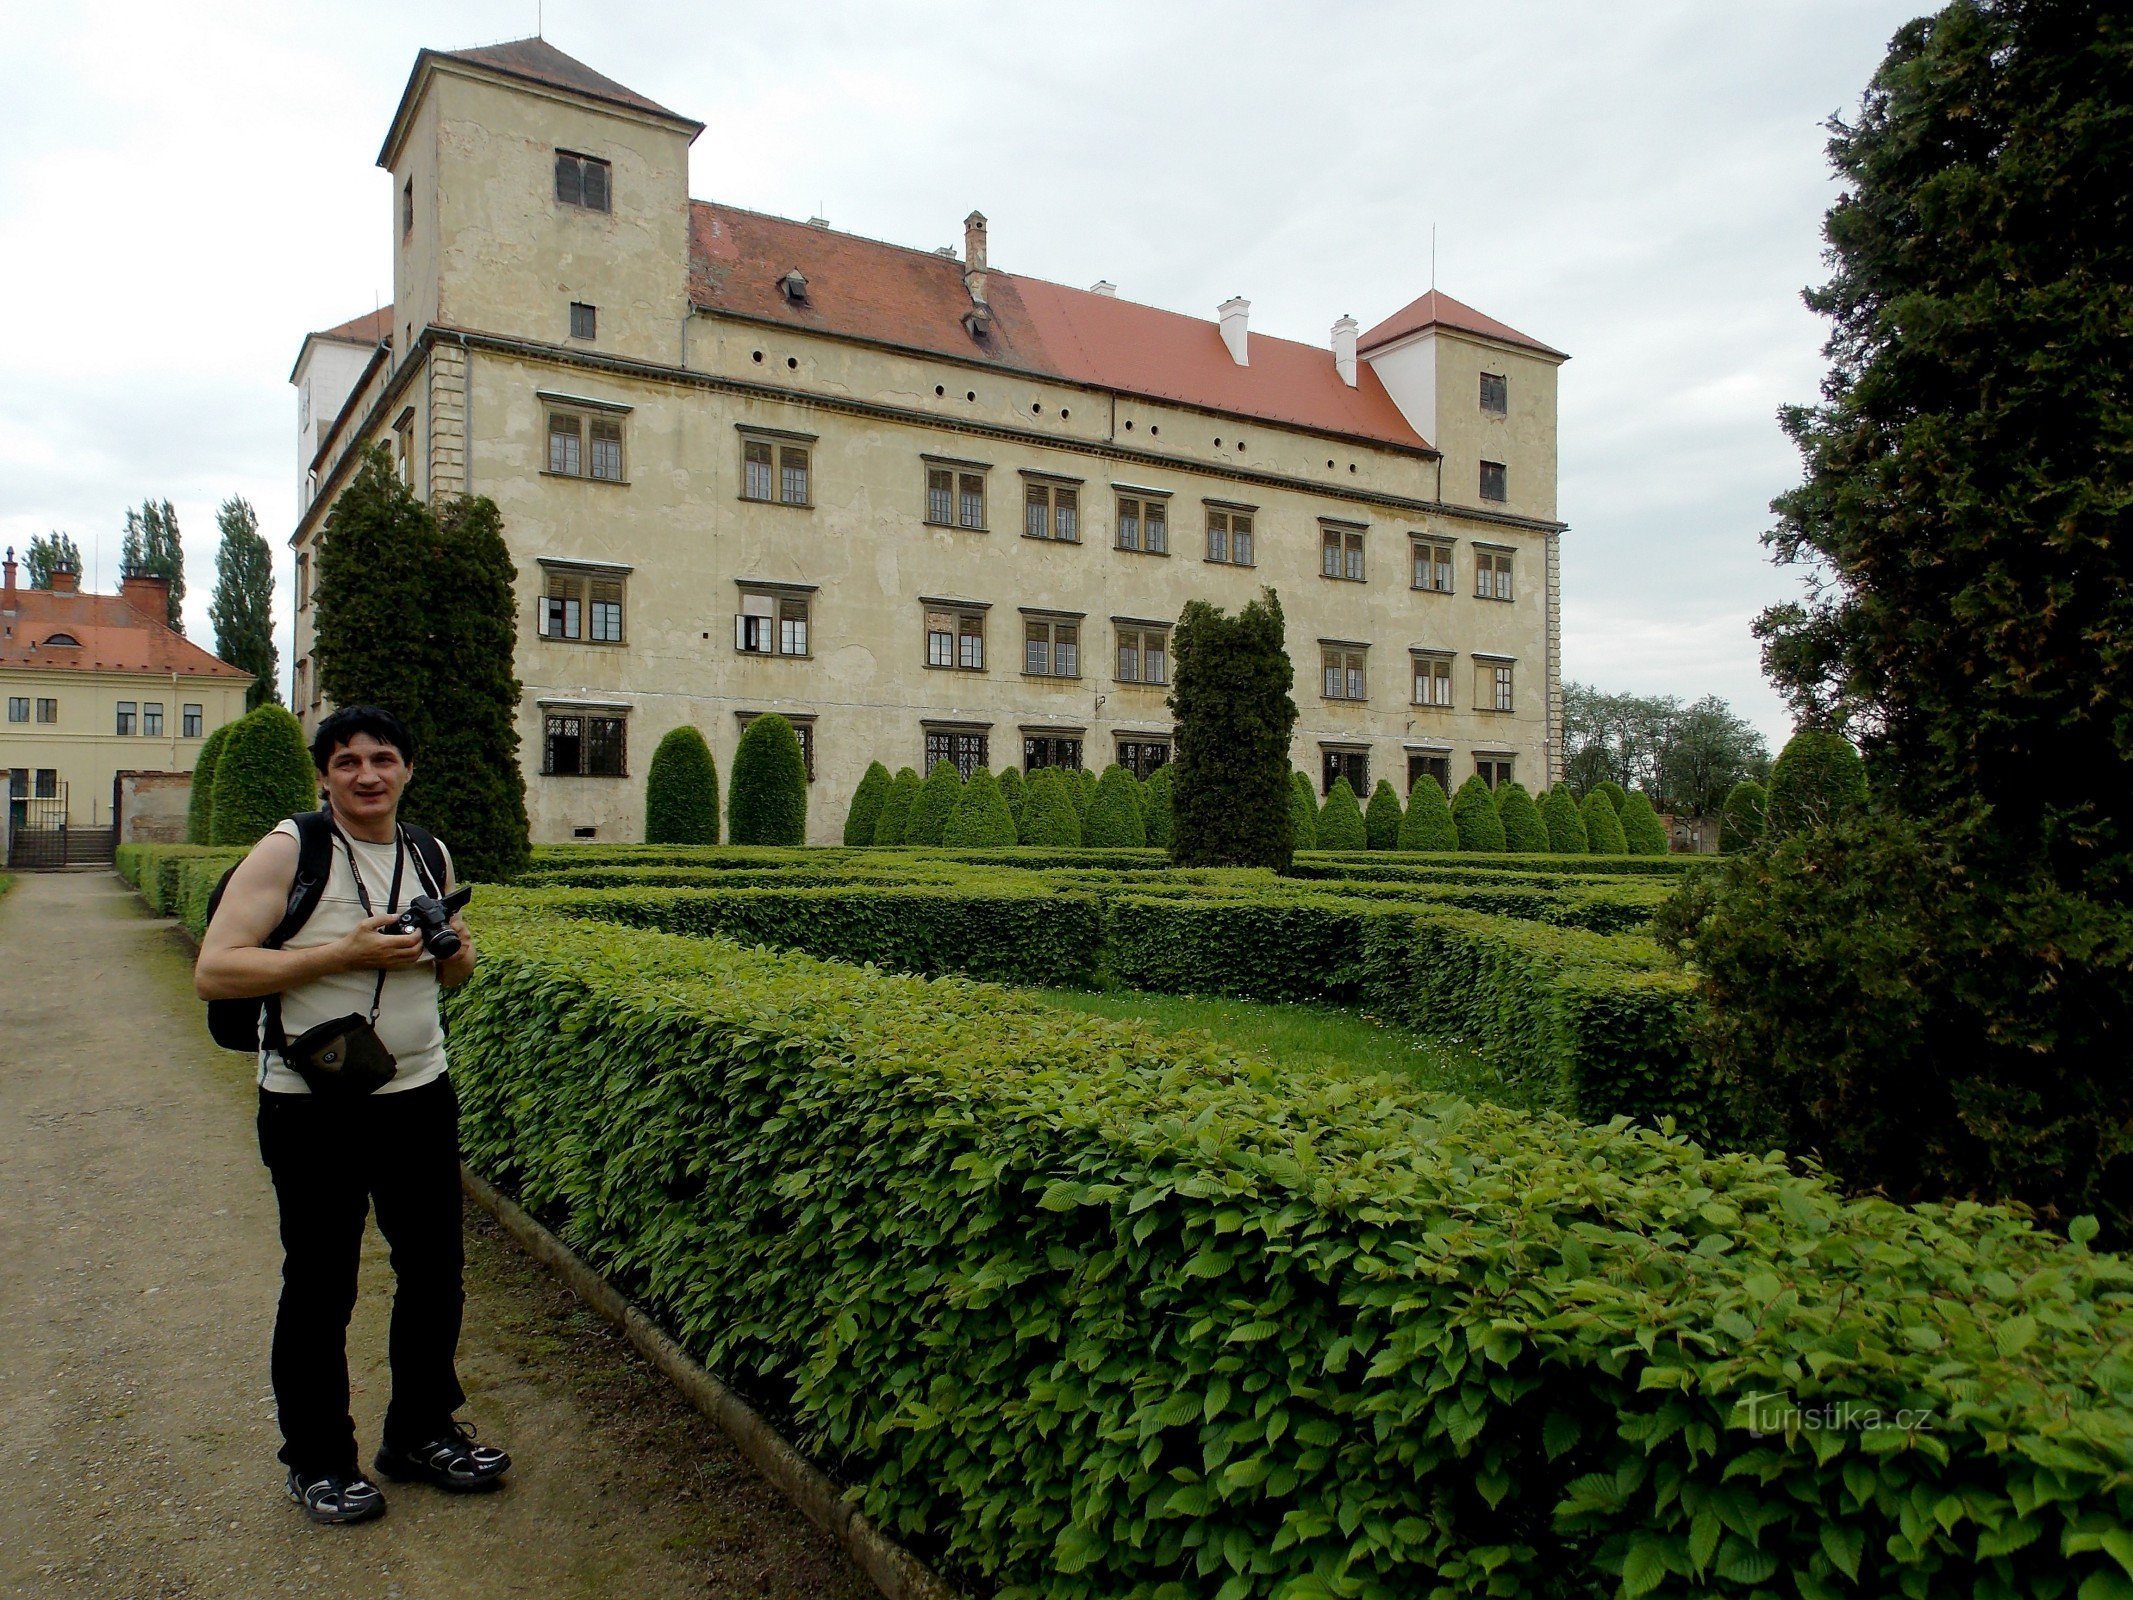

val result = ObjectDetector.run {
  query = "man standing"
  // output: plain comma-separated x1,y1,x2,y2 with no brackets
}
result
196,705,510,1524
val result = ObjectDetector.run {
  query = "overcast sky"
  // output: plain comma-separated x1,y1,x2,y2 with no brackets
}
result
0,0,1926,746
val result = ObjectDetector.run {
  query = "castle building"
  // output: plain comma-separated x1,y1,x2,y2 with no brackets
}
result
290,39,1567,844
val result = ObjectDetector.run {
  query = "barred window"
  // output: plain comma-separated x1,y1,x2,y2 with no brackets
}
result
1412,654,1454,707
1024,618,1080,678
925,608,985,671
1321,646,1367,701
1413,540,1455,593
1476,550,1514,601
1115,625,1169,685
1321,525,1365,581
1207,508,1255,565
1117,739,1169,780
1322,749,1368,797
1116,495,1168,554
544,713,628,776
924,728,989,780
1023,734,1082,772
1024,482,1079,542
1408,753,1451,796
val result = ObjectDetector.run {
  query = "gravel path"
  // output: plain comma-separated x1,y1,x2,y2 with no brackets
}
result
0,869,873,1600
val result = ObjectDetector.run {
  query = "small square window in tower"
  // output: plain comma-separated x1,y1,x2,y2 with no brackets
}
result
554,151,611,212
570,302,597,340
1480,372,1508,415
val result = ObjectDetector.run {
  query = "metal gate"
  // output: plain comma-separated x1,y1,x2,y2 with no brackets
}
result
5,784,113,869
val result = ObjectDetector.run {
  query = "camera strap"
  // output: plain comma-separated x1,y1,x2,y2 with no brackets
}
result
327,817,407,1028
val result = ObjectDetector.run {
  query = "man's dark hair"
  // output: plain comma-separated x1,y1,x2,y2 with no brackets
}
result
311,705,415,772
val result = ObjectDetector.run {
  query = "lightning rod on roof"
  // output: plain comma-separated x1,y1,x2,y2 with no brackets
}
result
1431,226,1437,291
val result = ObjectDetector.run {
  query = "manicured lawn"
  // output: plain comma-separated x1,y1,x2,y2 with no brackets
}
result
1025,986,1553,1112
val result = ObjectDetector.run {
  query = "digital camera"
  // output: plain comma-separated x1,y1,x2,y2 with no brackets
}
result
389,884,473,961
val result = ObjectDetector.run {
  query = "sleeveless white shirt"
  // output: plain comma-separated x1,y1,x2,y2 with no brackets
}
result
256,819,451,1095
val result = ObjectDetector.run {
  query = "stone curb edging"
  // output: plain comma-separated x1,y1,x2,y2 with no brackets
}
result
460,1164,967,1600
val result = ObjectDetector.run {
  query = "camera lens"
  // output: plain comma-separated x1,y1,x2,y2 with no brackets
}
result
426,925,462,961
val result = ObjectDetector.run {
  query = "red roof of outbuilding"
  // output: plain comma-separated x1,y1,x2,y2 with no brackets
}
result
0,587,252,680
314,308,392,348
688,203,1437,452
1358,290,1565,359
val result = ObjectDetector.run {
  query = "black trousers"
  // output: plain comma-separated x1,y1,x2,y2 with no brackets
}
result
256,1074,467,1477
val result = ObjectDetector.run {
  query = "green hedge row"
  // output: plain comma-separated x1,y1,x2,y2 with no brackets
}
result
442,910,2133,1600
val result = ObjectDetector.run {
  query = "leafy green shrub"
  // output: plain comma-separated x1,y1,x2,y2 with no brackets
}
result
1452,776,1507,852
1617,790,1670,855
942,767,1017,848
727,715,807,846
1018,768,1083,846
1288,772,1317,850
1363,779,1401,850
1594,779,1628,814
1583,790,1628,853
644,726,721,845
906,761,965,847
209,706,318,846
1397,776,1459,851
871,767,921,845
449,910,2133,1600
186,722,232,844
1139,763,1175,849
1719,779,1766,852
996,766,1027,835
1170,591,1297,869
1084,765,1147,848
1071,766,1097,817
1495,780,1547,852
1658,809,2133,1239
843,761,892,846
1315,778,1367,851
1765,727,1869,838
1542,783,1589,853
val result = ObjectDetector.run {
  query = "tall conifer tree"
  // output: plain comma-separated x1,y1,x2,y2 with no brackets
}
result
121,498,185,631
209,497,281,709
1169,590,1298,869
24,533,80,589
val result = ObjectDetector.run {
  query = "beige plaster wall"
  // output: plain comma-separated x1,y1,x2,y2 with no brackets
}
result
0,671,248,825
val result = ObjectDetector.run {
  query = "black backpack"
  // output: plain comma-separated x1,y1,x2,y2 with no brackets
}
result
203,809,448,1053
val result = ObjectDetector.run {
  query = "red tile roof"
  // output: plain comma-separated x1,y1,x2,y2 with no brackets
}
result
689,203,1437,452
0,587,252,679
313,308,392,348
1358,290,1565,359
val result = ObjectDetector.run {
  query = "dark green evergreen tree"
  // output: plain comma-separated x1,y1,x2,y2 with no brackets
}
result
1452,776,1507,851
314,449,433,739
1541,783,1590,854
1084,764,1147,847
1364,779,1402,851
1072,766,1098,817
1018,767,1083,846
121,498,185,631
997,766,1027,835
208,497,280,709
1316,777,1367,851
1583,791,1628,853
872,767,921,845
1398,774,1459,851
1594,780,1628,816
1764,728,1869,839
23,532,80,589
906,760,965,847
1496,781,1548,852
210,707,318,846
943,766,1018,847
1619,790,1671,854
1168,591,1299,869
1139,762,1176,848
844,761,892,846
1289,772,1318,851
1720,779,1768,853
645,726,720,844
186,721,232,844
728,714,808,845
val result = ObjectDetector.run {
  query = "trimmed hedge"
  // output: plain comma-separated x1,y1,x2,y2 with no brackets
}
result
997,766,1027,833
1363,779,1401,850
209,706,318,846
1495,780,1548,853
1288,772,1317,850
1398,777,1459,851
1071,766,1097,817
1139,762,1175,849
1020,768,1083,847
1315,777,1367,851
908,761,965,847
843,761,892,846
1595,779,1629,814
1542,783,1590,854
1583,790,1629,854
186,721,232,844
1452,775,1507,851
943,767,1018,848
645,726,721,845
1084,764,1147,848
1618,790,1670,855
1766,728,1869,838
443,909,2133,1600
728,714,807,846
872,767,922,845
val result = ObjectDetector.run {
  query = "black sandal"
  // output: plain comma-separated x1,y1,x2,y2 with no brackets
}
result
374,1420,511,1492
287,1468,386,1525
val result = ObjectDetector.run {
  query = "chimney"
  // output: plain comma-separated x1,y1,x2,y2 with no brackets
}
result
2,547,15,599
1218,296,1250,366
1332,314,1359,387
1089,280,1117,298
963,210,989,307
50,568,80,595
120,572,171,622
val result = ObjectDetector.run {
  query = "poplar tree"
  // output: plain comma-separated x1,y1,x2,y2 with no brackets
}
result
209,497,281,709
121,499,186,631
24,533,80,589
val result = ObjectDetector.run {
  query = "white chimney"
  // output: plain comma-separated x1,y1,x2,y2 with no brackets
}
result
1089,280,1116,297
1331,314,1359,386
1218,296,1250,365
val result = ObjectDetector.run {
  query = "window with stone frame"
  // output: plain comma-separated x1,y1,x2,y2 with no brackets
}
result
924,727,989,780
547,411,624,481
541,567,627,644
1206,507,1256,566
544,712,628,776
1321,645,1367,701
924,606,986,671
924,463,988,530
1475,548,1514,601
1023,734,1083,772
1115,493,1169,554
1117,738,1170,780
1407,752,1451,796
741,437,811,506
1320,523,1366,581
1023,616,1081,678
1476,754,1515,790
1115,623,1169,685
1412,538,1454,593
1322,748,1369,797
1411,651,1455,707
1475,659,1515,713
1023,480,1080,542
735,590,811,658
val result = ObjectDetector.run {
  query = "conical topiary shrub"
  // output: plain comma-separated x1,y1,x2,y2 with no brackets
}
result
210,706,320,846
872,767,921,845
186,721,233,844
1583,790,1628,853
1765,728,1868,838
1289,771,1318,850
1720,779,1767,853
906,760,965,847
1316,777,1368,851
1618,790,1670,854
1595,780,1629,815
727,714,807,845
1072,766,1098,817
1364,779,1402,851
1140,762,1176,849
843,761,892,846
1452,775,1508,851
1495,781,1548,853
1398,774,1459,850
1019,767,1083,846
1542,783,1590,853
942,766,1017,847
1084,764,1147,847
645,725,721,844
997,766,1027,835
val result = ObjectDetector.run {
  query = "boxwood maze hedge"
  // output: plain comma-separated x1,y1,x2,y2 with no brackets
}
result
439,909,2133,1600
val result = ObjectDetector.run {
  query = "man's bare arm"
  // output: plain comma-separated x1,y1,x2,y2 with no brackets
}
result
193,831,424,1000
435,843,477,989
